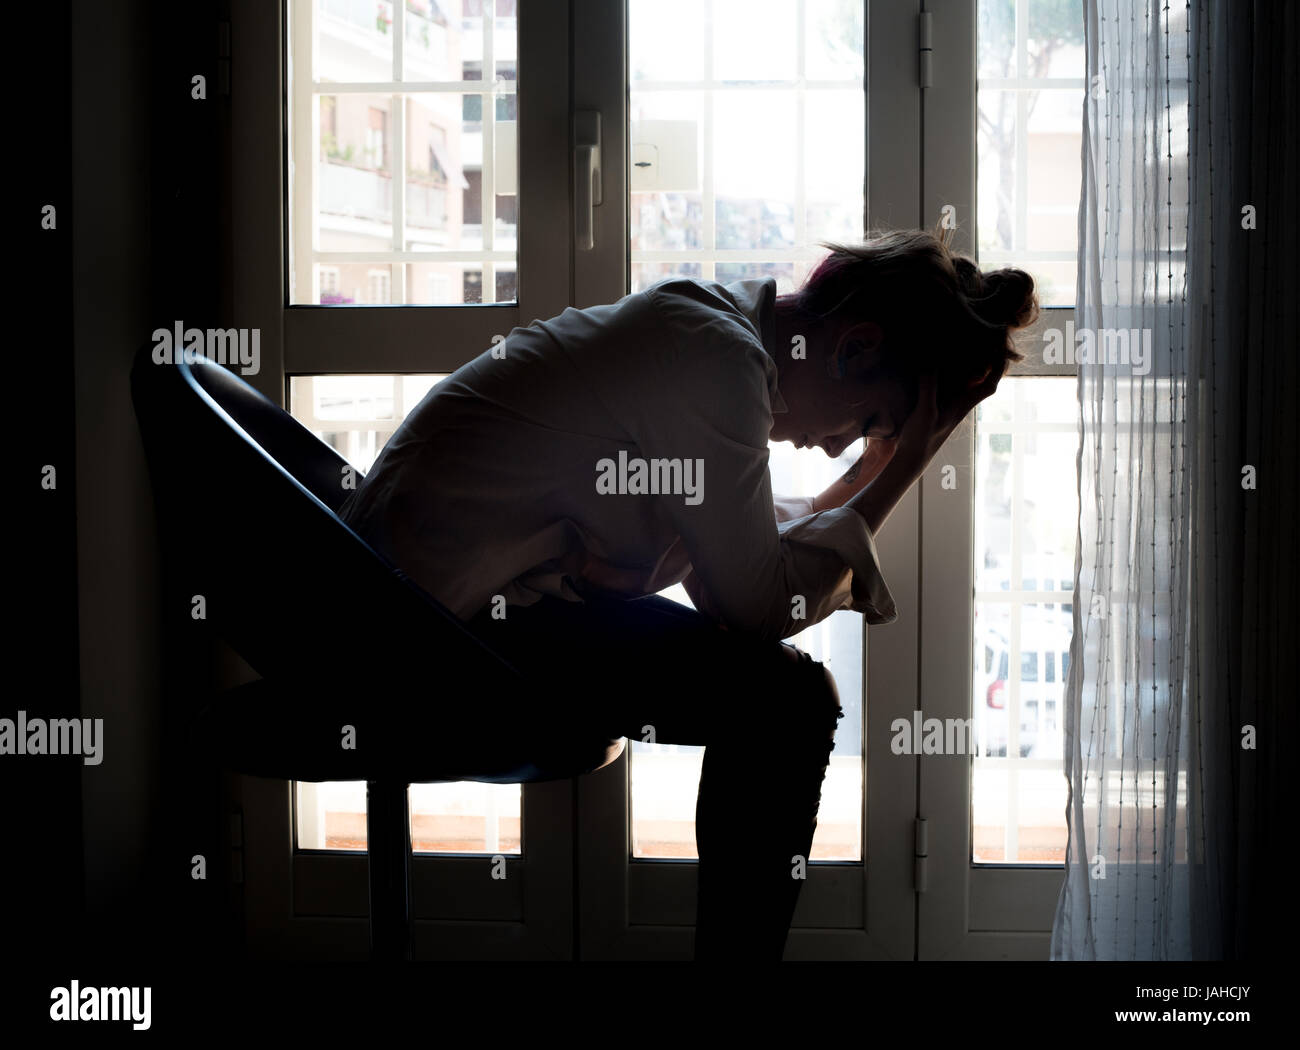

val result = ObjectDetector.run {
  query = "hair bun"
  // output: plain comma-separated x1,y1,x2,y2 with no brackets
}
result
969,267,1039,330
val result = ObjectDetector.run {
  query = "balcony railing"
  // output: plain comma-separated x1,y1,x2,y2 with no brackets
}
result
319,162,391,223
319,161,452,233
320,0,451,75
406,180,448,229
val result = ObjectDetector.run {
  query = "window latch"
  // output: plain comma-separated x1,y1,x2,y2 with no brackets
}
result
574,111,602,251
919,12,934,89
914,816,929,892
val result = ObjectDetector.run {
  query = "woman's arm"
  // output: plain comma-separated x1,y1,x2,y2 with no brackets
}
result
847,369,1001,535
847,366,998,532
845,449,926,535
809,437,899,513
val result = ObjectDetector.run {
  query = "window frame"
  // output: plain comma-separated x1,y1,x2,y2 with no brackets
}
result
571,0,923,961
226,0,578,960
914,0,1078,962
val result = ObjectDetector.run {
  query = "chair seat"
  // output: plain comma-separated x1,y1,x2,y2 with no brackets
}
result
191,679,626,784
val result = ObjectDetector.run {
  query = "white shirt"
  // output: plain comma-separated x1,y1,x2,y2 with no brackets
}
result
338,276,898,644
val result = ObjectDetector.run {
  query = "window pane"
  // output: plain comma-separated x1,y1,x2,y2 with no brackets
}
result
804,0,864,81
976,0,1085,307
629,0,706,81
288,373,522,854
629,0,863,291
627,0,865,863
289,2,518,305
713,0,798,81
713,91,798,247
804,89,865,245
1025,88,1082,260
632,439,865,862
971,376,1076,864
317,0,395,82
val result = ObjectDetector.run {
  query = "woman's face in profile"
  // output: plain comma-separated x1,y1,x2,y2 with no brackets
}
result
771,320,912,460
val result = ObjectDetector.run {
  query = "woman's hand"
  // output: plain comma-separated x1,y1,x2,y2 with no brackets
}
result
891,366,1000,476
845,365,1001,536
809,435,899,513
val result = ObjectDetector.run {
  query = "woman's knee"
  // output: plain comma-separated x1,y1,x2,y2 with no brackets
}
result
776,645,843,738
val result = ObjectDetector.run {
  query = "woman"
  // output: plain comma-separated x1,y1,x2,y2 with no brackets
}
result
339,225,1038,960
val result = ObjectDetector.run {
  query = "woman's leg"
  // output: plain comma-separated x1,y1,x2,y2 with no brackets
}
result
463,589,845,961
693,642,842,961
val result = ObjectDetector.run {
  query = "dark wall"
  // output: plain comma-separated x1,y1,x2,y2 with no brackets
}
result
12,0,82,966
12,0,231,969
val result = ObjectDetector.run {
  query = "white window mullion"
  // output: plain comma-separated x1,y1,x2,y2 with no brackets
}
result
313,80,518,94
980,77,1086,90
701,0,715,281
482,2,497,300
391,0,406,303
1014,0,1029,258
392,95,406,303
630,79,858,92
391,375,404,438
794,0,807,254
393,0,404,80
292,0,317,304
980,250,1079,262
1006,604,1023,857
313,249,516,263
1005,380,1028,859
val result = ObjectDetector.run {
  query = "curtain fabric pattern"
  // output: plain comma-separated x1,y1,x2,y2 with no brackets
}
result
1054,0,1298,961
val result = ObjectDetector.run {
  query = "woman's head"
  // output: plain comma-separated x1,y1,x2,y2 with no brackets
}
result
770,226,1038,456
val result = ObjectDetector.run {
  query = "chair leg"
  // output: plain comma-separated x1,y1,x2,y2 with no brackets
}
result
366,779,413,961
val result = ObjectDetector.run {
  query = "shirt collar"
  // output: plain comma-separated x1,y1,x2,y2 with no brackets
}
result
726,276,789,414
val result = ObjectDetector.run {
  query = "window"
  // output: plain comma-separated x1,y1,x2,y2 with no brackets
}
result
427,271,452,302
976,0,1086,306
366,106,389,169
427,123,448,182
367,267,392,304
235,0,572,957
628,0,864,294
287,373,523,855
969,379,1078,853
288,0,519,305
318,266,341,300
967,0,1084,865
249,0,1075,959
626,0,866,863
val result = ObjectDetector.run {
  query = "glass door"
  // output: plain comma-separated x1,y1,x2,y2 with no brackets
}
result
574,0,922,960
916,0,1082,959
230,0,577,959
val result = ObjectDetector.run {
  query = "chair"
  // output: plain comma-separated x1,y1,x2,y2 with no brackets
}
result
130,345,625,960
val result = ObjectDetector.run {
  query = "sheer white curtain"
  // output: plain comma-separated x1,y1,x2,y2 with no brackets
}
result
1053,0,1298,960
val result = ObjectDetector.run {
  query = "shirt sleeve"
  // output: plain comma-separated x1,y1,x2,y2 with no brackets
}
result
772,494,815,523
625,296,897,644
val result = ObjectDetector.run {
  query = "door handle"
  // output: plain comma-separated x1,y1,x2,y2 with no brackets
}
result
574,111,603,251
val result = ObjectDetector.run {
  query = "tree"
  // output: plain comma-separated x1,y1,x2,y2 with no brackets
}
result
977,0,1085,256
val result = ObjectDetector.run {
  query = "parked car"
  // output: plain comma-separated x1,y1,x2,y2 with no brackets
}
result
973,619,1072,758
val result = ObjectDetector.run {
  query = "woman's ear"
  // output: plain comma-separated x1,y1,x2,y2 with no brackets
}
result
825,320,884,380
827,321,890,409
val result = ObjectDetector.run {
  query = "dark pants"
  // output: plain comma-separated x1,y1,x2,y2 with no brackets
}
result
463,587,844,961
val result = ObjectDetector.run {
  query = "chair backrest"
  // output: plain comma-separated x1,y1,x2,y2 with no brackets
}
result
129,345,522,694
